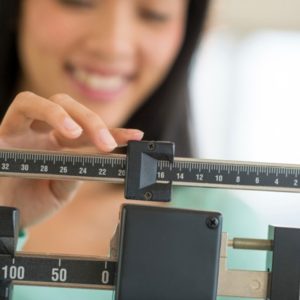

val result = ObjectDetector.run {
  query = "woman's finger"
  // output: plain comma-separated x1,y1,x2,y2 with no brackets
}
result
110,128,144,146
49,93,121,152
0,92,83,139
0,92,144,153
51,127,144,150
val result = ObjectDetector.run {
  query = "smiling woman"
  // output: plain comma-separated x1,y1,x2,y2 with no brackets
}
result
0,0,209,156
0,0,211,299
18,0,187,127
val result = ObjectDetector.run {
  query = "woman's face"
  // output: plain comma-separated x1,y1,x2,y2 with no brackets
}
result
18,0,188,127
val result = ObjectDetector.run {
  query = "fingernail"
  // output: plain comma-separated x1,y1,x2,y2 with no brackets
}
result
127,129,144,140
63,117,82,137
99,128,118,149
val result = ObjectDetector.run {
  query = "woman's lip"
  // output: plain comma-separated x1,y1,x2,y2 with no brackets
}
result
65,65,130,102
66,62,134,77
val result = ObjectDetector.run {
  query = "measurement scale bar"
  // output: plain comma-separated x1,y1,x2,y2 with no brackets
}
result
0,252,116,289
0,148,300,193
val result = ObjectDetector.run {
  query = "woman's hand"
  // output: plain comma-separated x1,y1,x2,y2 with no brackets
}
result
0,92,143,228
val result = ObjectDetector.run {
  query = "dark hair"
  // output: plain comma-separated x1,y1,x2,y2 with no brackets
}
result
0,0,210,157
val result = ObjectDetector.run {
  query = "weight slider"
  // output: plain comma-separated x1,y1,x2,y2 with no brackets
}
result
125,141,175,201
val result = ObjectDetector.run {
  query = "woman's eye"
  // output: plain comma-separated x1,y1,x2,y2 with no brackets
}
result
140,9,170,23
58,0,95,8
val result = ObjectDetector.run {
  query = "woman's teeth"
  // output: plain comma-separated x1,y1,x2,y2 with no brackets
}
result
73,68,125,91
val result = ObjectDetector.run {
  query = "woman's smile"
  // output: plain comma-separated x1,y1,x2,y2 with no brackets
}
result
65,63,132,102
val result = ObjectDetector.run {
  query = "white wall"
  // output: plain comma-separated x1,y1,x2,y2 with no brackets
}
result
190,3,300,227
213,0,300,31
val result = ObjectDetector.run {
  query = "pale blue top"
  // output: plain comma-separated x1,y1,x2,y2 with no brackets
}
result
14,187,268,300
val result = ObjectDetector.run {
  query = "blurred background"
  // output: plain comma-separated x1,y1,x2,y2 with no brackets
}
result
190,0,300,226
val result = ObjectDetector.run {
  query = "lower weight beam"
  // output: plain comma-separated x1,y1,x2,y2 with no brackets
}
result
1,205,300,299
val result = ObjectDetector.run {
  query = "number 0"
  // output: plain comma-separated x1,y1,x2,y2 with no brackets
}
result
101,270,110,284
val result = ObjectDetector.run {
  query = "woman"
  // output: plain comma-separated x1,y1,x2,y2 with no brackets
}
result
0,0,208,237
0,1,267,300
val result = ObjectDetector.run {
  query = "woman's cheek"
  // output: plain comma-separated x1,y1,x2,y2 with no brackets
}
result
22,3,84,56
141,25,185,74
33,19,83,55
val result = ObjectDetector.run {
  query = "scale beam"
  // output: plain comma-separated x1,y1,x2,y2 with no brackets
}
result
0,141,299,202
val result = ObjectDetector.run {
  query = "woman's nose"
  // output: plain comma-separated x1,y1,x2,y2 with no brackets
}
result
84,4,136,61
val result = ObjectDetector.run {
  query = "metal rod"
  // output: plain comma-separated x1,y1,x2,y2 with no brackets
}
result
228,238,273,251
